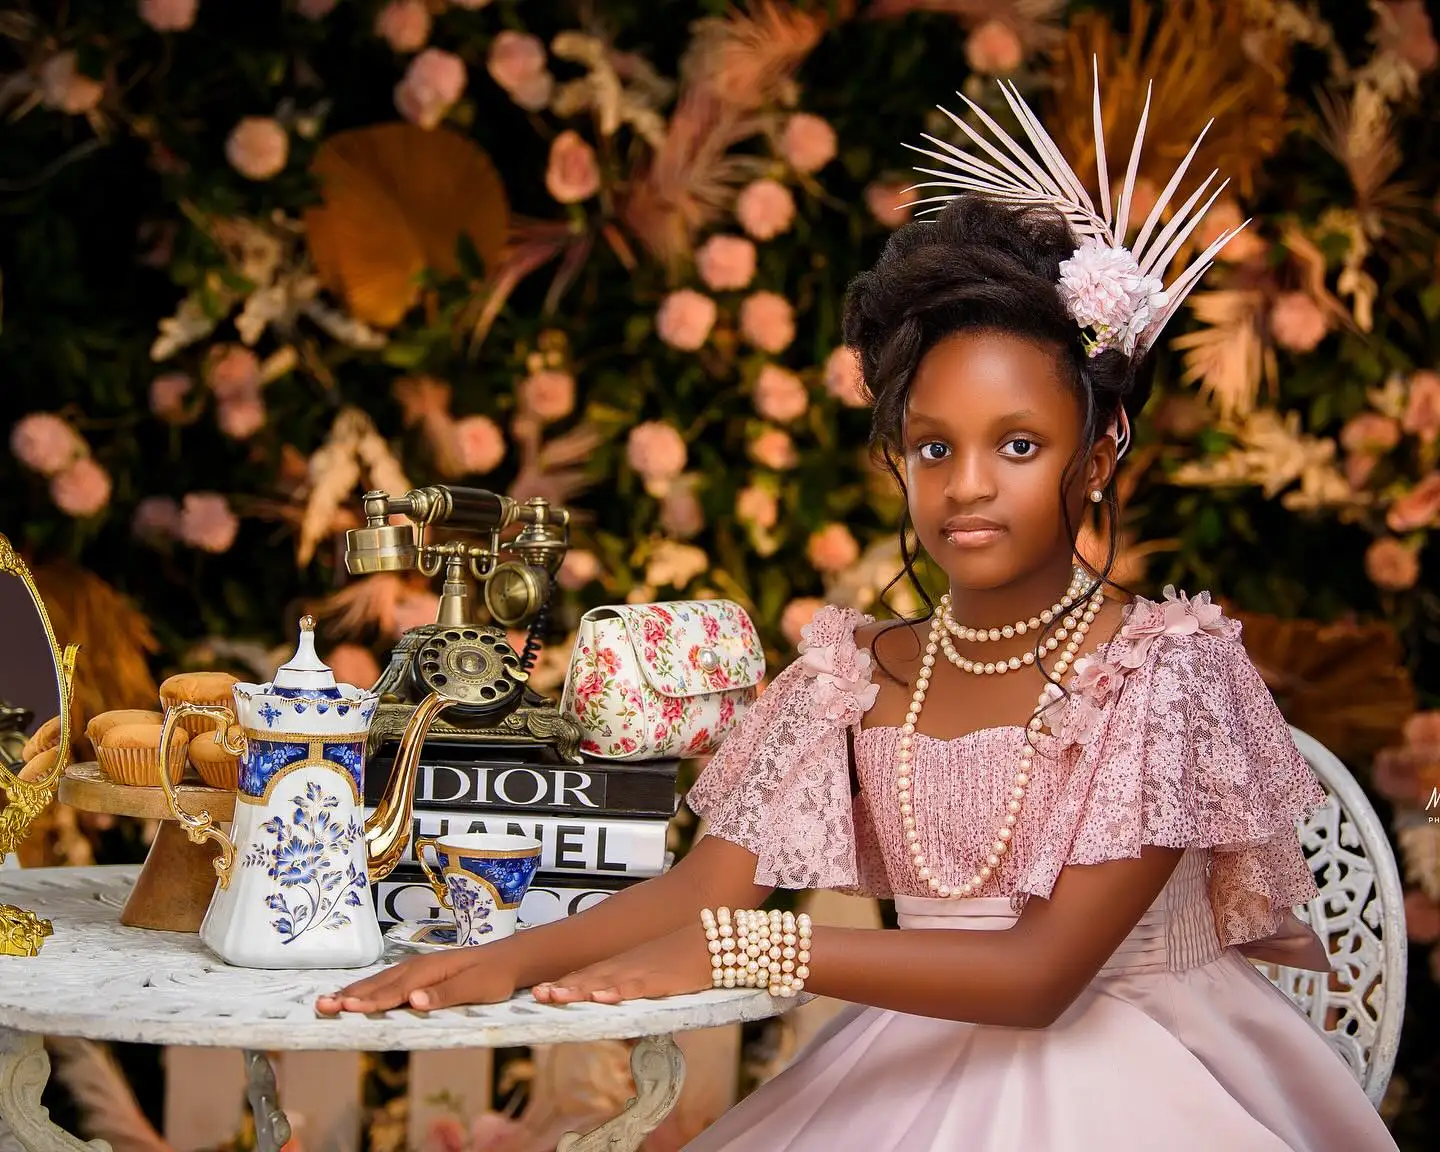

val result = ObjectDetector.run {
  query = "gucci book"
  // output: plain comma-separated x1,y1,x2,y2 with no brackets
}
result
373,868,637,930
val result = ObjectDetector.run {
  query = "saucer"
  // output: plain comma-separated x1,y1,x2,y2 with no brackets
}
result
384,918,531,955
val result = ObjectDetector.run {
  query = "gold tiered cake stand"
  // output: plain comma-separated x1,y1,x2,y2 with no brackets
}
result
58,762,235,932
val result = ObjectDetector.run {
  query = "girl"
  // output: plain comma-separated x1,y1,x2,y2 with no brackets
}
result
320,83,1399,1150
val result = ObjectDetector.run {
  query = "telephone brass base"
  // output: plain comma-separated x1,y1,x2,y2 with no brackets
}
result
366,698,584,764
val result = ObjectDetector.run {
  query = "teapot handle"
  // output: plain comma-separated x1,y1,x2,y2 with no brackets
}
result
158,704,239,888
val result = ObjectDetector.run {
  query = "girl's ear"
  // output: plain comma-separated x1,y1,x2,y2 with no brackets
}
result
1087,433,1119,496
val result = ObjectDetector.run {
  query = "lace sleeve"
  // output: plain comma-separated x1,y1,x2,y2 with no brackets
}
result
685,604,886,892
1016,590,1326,949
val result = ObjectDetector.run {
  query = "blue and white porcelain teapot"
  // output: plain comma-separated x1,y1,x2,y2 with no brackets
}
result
158,616,385,969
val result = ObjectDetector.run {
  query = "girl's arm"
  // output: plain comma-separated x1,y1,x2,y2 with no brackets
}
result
317,833,771,1013
537,845,1183,1027
800,846,1184,1027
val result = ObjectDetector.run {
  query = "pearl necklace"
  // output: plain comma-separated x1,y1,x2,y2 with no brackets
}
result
942,566,1087,643
897,581,1105,897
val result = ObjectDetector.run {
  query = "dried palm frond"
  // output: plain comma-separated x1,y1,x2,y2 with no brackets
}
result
1310,83,1425,240
507,422,605,510
1171,288,1274,418
48,1038,172,1152
461,217,583,350
1048,0,1289,204
620,89,769,269
865,0,1066,54
683,1,833,110
291,408,409,566
304,124,510,328
1232,610,1414,765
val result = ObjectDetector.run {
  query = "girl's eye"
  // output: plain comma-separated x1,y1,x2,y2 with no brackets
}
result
1001,438,1037,458
916,442,950,462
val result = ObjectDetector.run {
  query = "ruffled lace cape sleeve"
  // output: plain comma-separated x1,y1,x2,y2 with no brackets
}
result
685,604,890,894
1016,589,1327,953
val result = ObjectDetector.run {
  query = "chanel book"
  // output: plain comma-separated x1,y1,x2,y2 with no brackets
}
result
364,752,679,818
362,806,671,876
374,868,637,930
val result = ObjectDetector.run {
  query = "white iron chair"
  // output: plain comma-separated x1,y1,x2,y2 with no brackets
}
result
1260,727,1408,1108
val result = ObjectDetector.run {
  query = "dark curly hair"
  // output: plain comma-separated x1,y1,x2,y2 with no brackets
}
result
841,194,1154,627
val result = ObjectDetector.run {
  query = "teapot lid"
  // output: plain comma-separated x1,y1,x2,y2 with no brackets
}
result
271,616,337,694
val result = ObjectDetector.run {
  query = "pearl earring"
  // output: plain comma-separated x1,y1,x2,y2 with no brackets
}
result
1090,489,1104,503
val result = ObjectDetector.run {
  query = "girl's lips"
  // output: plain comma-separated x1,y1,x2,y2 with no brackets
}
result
945,526,1007,549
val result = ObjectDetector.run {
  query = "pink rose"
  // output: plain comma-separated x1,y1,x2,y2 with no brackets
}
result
1194,198,1266,264
824,345,869,407
736,484,778,530
1404,711,1440,747
11,413,87,476
545,130,601,204
454,414,506,474
1270,292,1328,353
695,234,757,292
179,492,239,553
1403,370,1440,445
132,496,181,542
735,179,796,241
225,117,289,181
750,427,798,471
740,291,795,354
781,113,837,174
1070,655,1125,706
1346,452,1378,490
206,345,262,400
1380,1,1437,74
1116,586,1233,668
326,644,381,690
753,364,808,423
558,549,601,590
487,31,552,111
1340,412,1402,454
393,589,440,635
296,0,337,19
519,370,575,423
626,421,687,486
395,49,467,130
807,523,860,573
217,395,266,440
780,598,825,648
1404,890,1440,944
149,373,192,422
660,480,705,539
449,0,495,8
50,458,111,518
655,289,717,351
1364,537,1420,592
375,0,430,52
864,181,917,229
964,19,1023,75
139,0,198,33
1386,472,1440,532
38,52,104,115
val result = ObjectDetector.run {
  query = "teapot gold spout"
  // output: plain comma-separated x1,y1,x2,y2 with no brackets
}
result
362,690,452,882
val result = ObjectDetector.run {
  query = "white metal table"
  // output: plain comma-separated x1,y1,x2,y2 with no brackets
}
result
0,866,800,1152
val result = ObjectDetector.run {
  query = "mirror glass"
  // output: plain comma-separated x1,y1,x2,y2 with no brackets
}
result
0,558,64,775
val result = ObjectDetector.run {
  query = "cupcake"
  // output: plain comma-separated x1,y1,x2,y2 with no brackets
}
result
159,672,238,737
19,745,60,783
188,727,241,791
95,722,188,787
86,709,166,749
20,714,64,762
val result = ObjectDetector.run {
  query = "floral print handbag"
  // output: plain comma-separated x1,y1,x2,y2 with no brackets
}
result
560,600,766,761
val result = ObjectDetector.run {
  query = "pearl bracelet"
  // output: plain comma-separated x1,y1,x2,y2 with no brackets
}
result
700,907,812,998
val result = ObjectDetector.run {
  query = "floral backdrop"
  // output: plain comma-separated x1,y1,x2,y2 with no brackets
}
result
2,0,1438,1147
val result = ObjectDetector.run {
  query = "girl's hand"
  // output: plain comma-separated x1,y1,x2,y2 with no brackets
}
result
533,922,713,1005
314,946,519,1015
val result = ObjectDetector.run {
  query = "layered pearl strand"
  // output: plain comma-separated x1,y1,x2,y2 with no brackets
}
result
702,907,811,997
897,569,1104,897
939,567,1088,675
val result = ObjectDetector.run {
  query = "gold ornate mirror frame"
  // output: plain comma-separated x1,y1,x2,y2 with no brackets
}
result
0,532,80,956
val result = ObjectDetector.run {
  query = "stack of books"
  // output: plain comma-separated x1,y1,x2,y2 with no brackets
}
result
363,744,678,931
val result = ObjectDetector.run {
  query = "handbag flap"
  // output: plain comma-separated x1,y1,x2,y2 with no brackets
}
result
584,600,765,699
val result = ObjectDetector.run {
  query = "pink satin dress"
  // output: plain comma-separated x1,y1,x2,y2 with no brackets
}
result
683,593,1398,1151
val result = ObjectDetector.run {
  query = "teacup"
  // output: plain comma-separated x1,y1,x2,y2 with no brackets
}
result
414,833,542,947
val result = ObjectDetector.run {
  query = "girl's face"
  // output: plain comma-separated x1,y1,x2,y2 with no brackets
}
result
902,329,1114,593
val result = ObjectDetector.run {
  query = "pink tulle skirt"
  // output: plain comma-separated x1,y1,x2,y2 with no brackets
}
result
682,897,1396,1151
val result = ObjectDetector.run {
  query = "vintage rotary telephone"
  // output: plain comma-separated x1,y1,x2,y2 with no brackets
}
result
344,485,583,763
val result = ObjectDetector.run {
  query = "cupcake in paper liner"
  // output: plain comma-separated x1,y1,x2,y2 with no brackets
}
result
86,709,165,749
20,714,64,762
159,672,238,737
188,726,241,791
96,722,189,787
